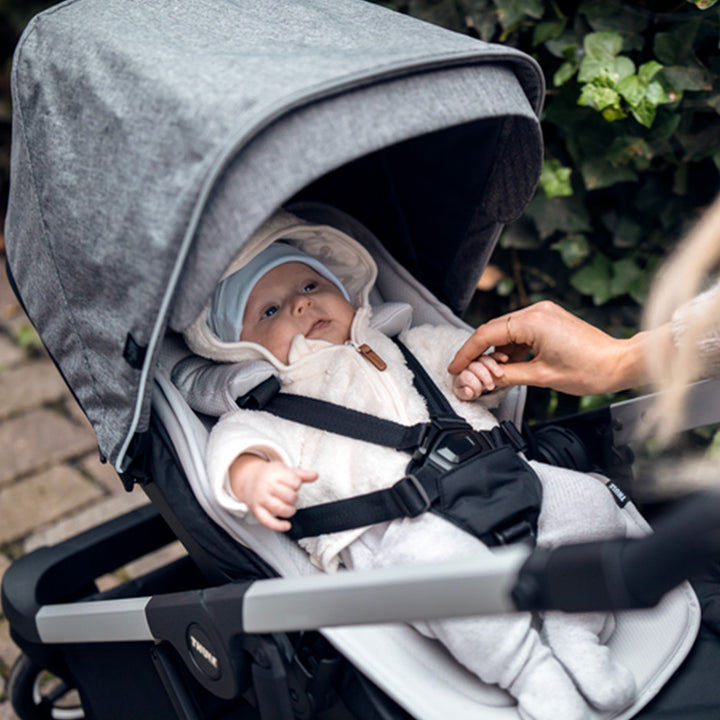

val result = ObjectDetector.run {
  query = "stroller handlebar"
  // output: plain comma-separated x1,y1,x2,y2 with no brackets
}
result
514,490,720,612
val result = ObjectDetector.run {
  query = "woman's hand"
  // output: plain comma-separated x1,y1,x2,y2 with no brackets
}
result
229,454,317,532
448,301,653,395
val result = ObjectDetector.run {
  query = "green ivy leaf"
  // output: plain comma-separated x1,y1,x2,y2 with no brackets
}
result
539,159,573,198
660,65,712,92
551,234,590,268
654,21,700,65
629,267,653,304
630,99,656,128
617,74,644,107
610,56,636,83
494,0,544,29
638,60,663,84
578,31,624,82
526,193,592,239
466,6,501,41
570,254,613,305
581,157,638,190
578,0,622,22
601,105,627,122
615,217,643,248
554,60,578,87
607,135,653,167
610,257,643,297
533,20,565,47
578,84,623,113
499,220,544,249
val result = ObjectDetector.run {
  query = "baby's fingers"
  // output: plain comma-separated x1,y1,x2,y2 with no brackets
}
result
453,369,482,400
478,355,507,379
271,482,300,508
255,506,292,533
296,468,319,483
488,351,509,364
467,360,496,391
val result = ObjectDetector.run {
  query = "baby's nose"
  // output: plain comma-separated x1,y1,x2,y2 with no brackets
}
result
292,294,311,313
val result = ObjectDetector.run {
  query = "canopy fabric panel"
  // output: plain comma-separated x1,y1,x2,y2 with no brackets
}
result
5,0,543,469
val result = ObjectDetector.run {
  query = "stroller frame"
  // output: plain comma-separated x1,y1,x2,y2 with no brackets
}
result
3,376,720,719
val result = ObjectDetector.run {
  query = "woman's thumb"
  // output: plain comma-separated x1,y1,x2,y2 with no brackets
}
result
496,360,542,389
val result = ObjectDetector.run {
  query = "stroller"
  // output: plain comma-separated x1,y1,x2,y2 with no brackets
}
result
3,1,720,718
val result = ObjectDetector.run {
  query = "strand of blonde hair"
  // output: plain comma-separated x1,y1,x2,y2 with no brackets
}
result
642,193,720,441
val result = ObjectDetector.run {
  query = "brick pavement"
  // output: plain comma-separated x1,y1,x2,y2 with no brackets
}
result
0,255,184,717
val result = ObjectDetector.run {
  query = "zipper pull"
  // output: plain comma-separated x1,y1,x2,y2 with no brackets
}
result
351,341,387,371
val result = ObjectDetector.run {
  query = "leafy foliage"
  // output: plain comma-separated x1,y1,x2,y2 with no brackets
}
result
375,0,720,420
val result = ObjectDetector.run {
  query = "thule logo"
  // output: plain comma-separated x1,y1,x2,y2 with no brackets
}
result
606,481,629,508
187,625,222,680
190,635,218,669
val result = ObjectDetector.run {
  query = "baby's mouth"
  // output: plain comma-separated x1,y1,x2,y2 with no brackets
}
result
306,319,330,338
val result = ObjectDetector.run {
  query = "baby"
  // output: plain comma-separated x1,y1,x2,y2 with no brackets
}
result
187,216,637,720
211,249,508,531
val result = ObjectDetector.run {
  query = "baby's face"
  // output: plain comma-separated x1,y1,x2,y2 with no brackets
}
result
240,262,355,363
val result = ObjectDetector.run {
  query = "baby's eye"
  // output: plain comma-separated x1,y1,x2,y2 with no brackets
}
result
262,305,279,319
302,282,317,293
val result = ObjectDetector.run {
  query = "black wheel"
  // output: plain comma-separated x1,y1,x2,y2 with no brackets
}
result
7,654,84,720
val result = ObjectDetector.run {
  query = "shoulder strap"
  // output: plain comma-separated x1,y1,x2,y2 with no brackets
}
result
258,393,428,452
393,338,458,419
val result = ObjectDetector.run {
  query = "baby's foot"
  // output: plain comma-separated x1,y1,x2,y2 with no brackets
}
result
557,641,636,711
509,644,591,720
543,613,636,712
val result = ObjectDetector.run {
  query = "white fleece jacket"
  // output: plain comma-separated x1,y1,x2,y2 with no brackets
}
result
206,308,505,571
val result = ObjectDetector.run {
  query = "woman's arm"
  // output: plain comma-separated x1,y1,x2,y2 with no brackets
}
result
448,301,669,395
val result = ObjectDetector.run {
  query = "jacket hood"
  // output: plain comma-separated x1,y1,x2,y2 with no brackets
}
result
185,209,378,364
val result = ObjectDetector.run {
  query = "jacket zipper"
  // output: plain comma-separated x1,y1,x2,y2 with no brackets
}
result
346,340,387,371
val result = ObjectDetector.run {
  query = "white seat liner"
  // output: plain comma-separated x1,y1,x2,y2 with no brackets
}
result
154,218,700,718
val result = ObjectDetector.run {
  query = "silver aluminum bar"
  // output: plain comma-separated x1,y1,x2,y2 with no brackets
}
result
242,544,530,633
36,597,154,643
611,378,720,446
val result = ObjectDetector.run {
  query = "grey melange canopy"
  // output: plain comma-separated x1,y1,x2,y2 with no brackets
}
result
5,0,544,472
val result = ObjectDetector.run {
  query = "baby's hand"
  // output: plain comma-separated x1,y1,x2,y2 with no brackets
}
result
452,352,509,401
229,454,318,532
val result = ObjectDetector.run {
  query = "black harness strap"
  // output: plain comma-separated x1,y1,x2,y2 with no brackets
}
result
237,340,536,542
241,387,428,453
394,338,458,418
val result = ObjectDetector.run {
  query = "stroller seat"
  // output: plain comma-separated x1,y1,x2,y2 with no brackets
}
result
153,204,701,720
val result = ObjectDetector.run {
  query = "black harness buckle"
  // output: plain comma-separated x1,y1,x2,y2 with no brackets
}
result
392,475,432,518
412,417,493,472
